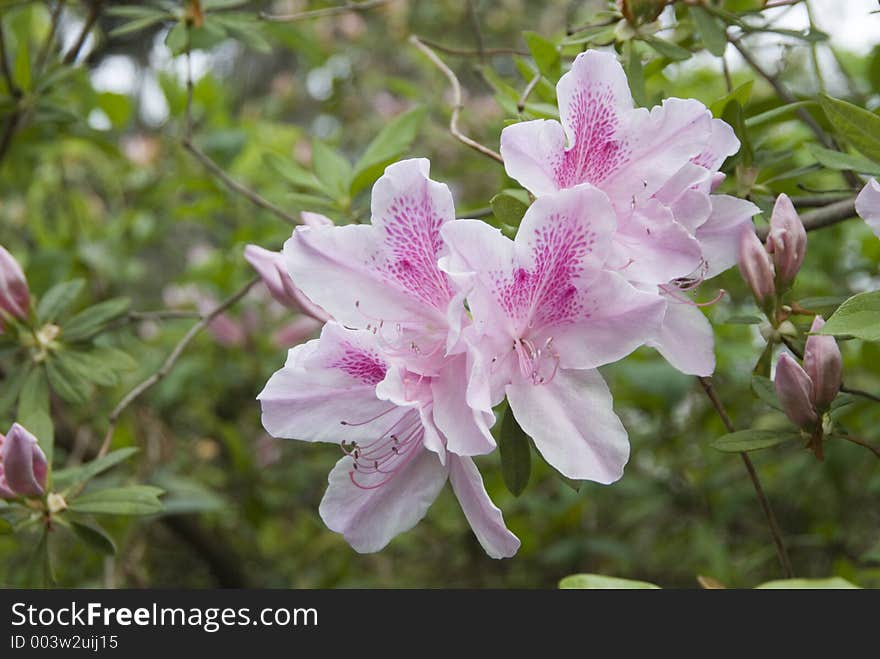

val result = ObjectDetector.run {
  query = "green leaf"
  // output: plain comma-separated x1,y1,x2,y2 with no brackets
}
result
351,107,427,196
498,407,532,496
70,520,117,555
0,518,12,535
721,100,752,166
264,153,325,193
797,296,848,311
623,41,645,107
751,376,782,411
37,279,85,323
311,140,353,203
62,298,131,342
745,100,816,128
97,92,132,129
203,0,250,8
755,577,859,589
690,6,728,57
13,33,30,91
69,485,164,516
722,314,762,325
212,14,272,53
152,474,227,514
58,349,120,387
165,22,188,55
0,366,29,418
523,31,561,81
53,448,140,491
821,291,880,341
559,574,661,589
710,80,753,118
641,35,692,62
106,6,170,19
109,15,168,38
807,144,880,176
819,94,880,164
710,429,801,453
17,367,53,464
46,356,92,405
491,189,530,228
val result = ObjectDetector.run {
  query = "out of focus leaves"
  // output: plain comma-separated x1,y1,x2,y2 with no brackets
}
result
559,574,661,589
819,94,880,164
821,291,880,341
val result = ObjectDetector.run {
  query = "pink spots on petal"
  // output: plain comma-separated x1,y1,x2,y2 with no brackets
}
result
494,213,597,331
376,193,453,311
330,343,388,385
557,84,630,188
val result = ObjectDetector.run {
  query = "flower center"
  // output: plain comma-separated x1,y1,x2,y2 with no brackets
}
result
511,336,560,385
340,410,424,490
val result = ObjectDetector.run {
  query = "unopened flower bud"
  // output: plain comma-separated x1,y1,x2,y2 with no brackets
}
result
244,244,330,322
0,246,30,323
803,316,842,411
765,194,806,289
0,424,48,498
774,353,818,430
300,211,334,228
737,229,775,305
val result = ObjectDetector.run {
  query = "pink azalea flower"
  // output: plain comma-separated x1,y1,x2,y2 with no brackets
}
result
244,244,331,322
284,158,496,456
441,185,665,482
499,50,758,377
258,322,519,557
855,178,880,238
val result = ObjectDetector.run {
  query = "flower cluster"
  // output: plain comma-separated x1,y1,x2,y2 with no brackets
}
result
252,50,757,556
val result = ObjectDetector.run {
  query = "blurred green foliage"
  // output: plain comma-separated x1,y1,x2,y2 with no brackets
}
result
1,0,879,588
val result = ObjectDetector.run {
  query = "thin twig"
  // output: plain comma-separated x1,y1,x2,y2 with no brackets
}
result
181,40,299,227
260,0,389,23
698,376,795,578
517,74,540,113
63,0,104,64
790,193,852,208
99,277,259,457
413,37,528,57
409,35,503,164
838,434,880,459
840,385,880,404
35,0,66,73
465,0,485,63
756,196,856,240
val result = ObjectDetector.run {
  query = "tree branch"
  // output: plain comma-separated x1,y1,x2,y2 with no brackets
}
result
63,0,104,65
698,376,795,578
838,434,880,459
261,0,389,23
409,35,503,164
100,276,259,457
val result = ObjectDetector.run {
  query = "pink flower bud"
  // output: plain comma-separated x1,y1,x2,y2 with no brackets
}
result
244,244,330,322
272,315,322,348
803,316,842,411
765,194,806,288
774,353,818,430
0,246,30,321
0,423,48,498
207,312,246,347
737,228,775,304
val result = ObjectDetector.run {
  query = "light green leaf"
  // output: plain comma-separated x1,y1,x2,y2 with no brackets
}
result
751,376,782,411
0,366,29,418
46,356,92,405
710,81,753,118
351,107,427,196
560,574,661,589
70,520,117,556
807,144,880,176
710,429,801,453
109,15,169,38
264,153,326,193
37,279,85,323
523,31,560,81
62,298,131,342
623,41,645,107
821,291,880,341
690,6,728,57
498,407,532,497
53,448,140,491
312,140,353,203
18,367,53,464
755,577,859,589
69,485,164,516
819,94,880,164
490,189,530,228
641,35,692,62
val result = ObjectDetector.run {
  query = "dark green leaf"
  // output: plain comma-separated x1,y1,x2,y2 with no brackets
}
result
37,279,85,323
690,6,728,57
69,485,164,516
46,356,92,405
821,291,880,341
491,189,530,228
70,520,117,555
722,314,762,325
751,376,782,411
0,365,29,418
62,298,131,342
53,448,140,491
623,41,645,107
710,429,801,453
819,94,880,164
17,367,53,464
498,408,532,496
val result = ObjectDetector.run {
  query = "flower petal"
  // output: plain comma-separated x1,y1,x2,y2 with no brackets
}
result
648,298,715,376
258,323,406,444
506,368,629,483
431,354,497,456
500,119,569,196
855,178,880,239
447,455,520,558
696,194,759,279
2,423,46,497
319,448,448,553
691,117,739,172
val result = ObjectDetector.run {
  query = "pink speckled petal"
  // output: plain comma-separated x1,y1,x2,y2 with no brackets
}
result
258,323,407,443
506,368,629,483
500,119,568,196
